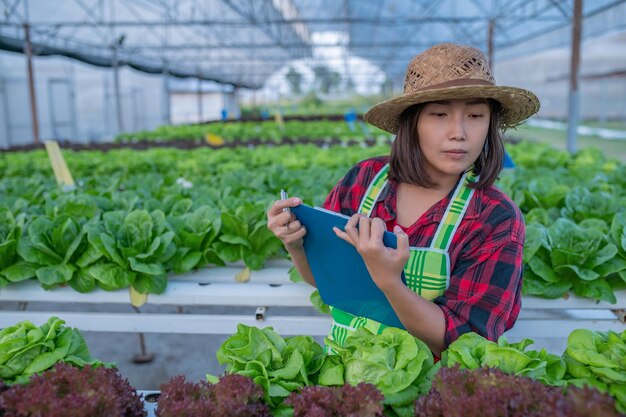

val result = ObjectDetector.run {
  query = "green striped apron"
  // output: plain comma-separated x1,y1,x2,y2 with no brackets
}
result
327,164,476,352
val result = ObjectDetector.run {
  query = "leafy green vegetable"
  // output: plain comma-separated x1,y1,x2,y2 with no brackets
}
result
608,213,626,286
442,332,567,387
84,209,175,294
214,324,325,414
214,202,282,270
316,354,345,386
563,329,626,413
167,205,223,273
561,187,623,225
0,316,110,385
325,327,438,417
524,177,570,211
309,290,331,315
523,219,622,303
16,214,93,290
0,208,33,287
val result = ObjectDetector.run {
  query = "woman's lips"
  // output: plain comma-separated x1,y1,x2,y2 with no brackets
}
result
443,150,467,159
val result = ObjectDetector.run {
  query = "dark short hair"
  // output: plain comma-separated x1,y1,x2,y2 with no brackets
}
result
388,99,504,189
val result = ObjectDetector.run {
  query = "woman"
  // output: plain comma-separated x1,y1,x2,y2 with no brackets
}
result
266,43,539,356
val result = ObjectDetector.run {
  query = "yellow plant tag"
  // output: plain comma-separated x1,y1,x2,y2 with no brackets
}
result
130,287,148,307
44,140,75,188
235,267,251,283
205,133,225,146
274,111,284,130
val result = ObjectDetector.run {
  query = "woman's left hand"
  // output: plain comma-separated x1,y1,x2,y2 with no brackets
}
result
333,214,410,292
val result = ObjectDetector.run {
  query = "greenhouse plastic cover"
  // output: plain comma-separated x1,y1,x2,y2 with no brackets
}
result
1,0,625,88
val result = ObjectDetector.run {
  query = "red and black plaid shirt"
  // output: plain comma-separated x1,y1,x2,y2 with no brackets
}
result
322,155,524,348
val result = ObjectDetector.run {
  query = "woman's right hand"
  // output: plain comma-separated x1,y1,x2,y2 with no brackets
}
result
266,197,306,251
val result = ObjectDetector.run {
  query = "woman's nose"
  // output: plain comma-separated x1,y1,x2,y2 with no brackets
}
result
449,113,466,141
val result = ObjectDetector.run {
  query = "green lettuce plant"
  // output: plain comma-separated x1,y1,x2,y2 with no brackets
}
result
563,329,626,414
0,175,49,215
325,327,438,417
523,219,622,302
441,332,567,387
213,201,282,270
0,208,31,287
608,212,626,287
82,209,176,294
214,324,325,416
0,316,109,385
523,176,570,211
16,214,93,291
506,141,571,170
43,193,100,221
561,186,623,224
166,205,223,273
144,193,194,217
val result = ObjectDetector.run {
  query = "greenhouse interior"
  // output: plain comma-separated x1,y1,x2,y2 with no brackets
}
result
1,0,626,416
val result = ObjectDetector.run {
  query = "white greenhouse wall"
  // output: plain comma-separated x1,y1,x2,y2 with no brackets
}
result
169,91,240,124
0,50,166,147
495,31,626,121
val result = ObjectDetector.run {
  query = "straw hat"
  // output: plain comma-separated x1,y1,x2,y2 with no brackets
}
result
364,43,540,134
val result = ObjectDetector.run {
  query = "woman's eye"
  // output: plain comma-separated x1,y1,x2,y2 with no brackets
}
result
432,112,446,117
469,114,484,118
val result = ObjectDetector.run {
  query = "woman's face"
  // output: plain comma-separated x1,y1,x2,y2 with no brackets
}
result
416,98,491,187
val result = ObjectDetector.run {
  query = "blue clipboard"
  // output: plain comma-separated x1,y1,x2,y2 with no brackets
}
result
291,203,406,329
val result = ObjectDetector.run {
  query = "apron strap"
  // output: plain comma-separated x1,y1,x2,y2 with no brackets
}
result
358,164,390,216
431,171,477,252
356,163,477,253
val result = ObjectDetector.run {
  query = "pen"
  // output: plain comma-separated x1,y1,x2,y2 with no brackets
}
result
280,189,290,212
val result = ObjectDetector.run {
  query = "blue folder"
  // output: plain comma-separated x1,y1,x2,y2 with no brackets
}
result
291,203,406,329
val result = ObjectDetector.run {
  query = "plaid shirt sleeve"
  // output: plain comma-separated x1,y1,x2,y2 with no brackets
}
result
322,157,388,215
434,210,525,348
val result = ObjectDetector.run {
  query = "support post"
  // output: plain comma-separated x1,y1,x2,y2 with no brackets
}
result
487,19,495,69
566,0,583,153
162,61,171,125
599,78,607,127
197,74,203,123
23,24,40,144
112,45,124,133
103,76,111,139
233,86,240,119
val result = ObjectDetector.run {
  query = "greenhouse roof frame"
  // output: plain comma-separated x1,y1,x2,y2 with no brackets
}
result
1,0,626,88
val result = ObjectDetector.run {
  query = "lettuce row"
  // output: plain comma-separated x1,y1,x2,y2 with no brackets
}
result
1,141,626,300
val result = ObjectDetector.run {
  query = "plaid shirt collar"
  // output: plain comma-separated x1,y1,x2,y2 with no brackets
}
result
376,174,482,225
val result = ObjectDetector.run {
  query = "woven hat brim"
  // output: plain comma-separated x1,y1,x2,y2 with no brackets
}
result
363,85,540,134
